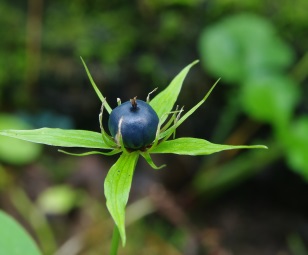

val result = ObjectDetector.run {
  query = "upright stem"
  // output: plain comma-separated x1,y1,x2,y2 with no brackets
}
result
110,224,120,255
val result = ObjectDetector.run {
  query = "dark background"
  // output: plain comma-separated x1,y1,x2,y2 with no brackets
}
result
0,0,307,254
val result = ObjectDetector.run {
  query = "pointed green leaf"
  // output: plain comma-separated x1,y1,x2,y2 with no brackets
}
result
151,137,267,155
150,60,199,124
158,79,220,140
0,128,113,149
104,151,139,246
0,210,42,255
80,57,112,114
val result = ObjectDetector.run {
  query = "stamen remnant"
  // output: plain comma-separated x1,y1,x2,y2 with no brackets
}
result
130,96,138,109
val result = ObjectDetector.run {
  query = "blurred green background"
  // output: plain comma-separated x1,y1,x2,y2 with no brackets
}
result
0,0,307,254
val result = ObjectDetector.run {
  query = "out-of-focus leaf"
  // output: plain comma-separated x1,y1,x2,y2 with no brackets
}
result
240,75,299,127
0,210,42,255
199,14,293,83
0,114,42,165
199,23,244,82
150,60,199,124
151,137,267,155
37,185,84,214
104,151,139,246
284,117,308,180
0,128,112,149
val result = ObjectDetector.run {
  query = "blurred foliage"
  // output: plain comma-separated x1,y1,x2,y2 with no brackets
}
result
0,2,26,94
37,185,85,215
0,114,42,164
284,117,308,180
198,12,308,184
0,0,307,254
199,14,294,83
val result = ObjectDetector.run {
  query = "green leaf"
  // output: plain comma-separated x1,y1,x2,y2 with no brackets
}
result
158,79,219,140
80,57,112,114
0,128,113,149
104,151,139,246
0,210,42,255
151,137,267,155
37,185,83,214
150,60,199,124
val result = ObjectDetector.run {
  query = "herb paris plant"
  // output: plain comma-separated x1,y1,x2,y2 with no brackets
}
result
0,58,267,246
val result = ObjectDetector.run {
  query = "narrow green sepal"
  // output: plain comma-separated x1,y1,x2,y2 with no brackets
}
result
149,109,183,152
159,78,220,140
99,101,117,148
80,57,112,114
58,149,121,156
140,152,166,170
101,132,116,148
160,107,179,132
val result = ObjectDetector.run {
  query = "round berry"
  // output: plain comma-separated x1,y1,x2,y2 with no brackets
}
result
108,98,159,149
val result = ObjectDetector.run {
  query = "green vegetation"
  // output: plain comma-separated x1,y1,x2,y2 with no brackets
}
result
0,0,307,254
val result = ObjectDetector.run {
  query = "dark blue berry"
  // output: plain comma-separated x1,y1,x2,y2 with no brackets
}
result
108,98,159,150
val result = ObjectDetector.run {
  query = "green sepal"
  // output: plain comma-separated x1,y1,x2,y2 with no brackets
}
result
99,102,117,148
160,107,179,132
140,151,166,170
80,57,112,114
150,60,199,124
101,131,116,148
0,128,113,149
104,151,139,246
58,149,121,156
150,137,267,155
150,109,181,151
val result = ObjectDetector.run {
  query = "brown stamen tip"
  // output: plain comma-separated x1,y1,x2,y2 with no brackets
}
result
130,96,138,108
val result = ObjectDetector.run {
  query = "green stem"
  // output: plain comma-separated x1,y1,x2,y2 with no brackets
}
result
110,225,120,255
